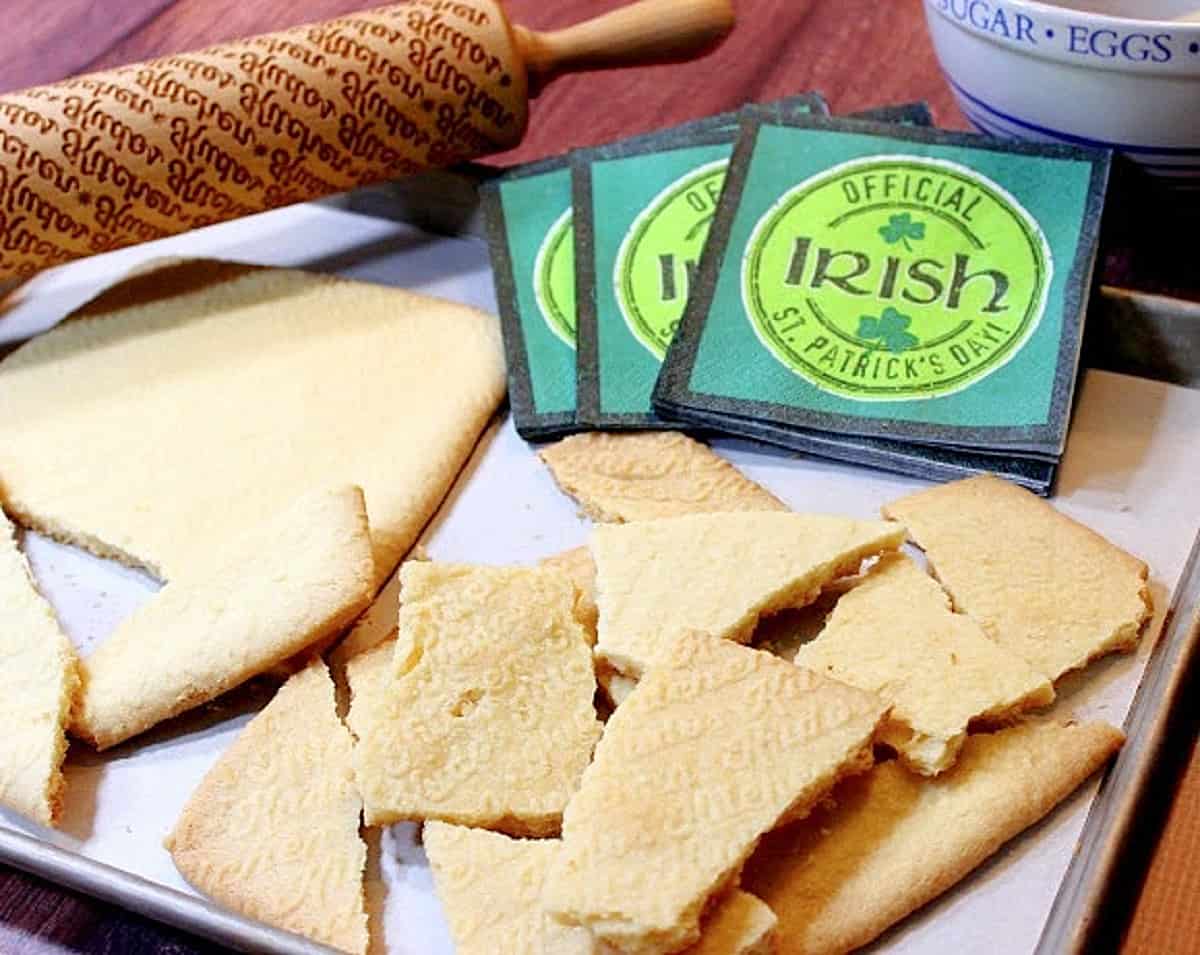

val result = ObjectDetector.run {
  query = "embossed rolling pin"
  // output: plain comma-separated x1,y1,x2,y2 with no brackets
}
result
0,0,734,281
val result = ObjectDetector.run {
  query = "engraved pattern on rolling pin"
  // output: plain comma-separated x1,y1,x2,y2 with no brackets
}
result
0,0,527,279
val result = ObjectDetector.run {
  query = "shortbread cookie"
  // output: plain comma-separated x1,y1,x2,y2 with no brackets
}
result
794,554,1054,774
540,546,599,645
592,512,906,677
166,660,368,954
0,260,505,585
539,431,785,523
424,822,595,955
350,563,601,835
743,720,1124,955
74,486,374,750
0,514,79,827
543,632,887,955
883,475,1151,680
425,824,775,955
687,890,776,955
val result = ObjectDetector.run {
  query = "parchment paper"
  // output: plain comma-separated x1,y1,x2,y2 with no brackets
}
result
0,195,1198,955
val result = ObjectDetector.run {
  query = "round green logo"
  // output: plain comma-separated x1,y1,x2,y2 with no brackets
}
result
615,159,729,360
534,209,576,348
741,155,1052,400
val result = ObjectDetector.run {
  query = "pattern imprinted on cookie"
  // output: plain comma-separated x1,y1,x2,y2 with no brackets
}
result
539,431,785,523
166,659,369,954
424,822,595,955
883,475,1151,680
591,511,906,677
543,632,887,955
350,562,602,835
794,553,1054,774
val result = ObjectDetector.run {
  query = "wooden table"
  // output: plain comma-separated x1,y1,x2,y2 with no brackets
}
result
0,1,1196,952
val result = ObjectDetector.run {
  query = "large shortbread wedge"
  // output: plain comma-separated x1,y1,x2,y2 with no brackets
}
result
0,261,505,585
591,512,906,677
543,632,887,955
74,486,374,750
424,822,596,955
794,554,1054,774
166,660,368,954
742,720,1124,955
883,475,1151,680
539,431,785,523
425,824,776,955
350,563,601,835
0,514,79,827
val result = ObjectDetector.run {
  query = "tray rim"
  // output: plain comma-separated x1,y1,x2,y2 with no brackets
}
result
1037,528,1200,953
0,824,337,954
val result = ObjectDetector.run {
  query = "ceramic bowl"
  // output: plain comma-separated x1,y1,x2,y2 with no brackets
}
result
924,0,1200,186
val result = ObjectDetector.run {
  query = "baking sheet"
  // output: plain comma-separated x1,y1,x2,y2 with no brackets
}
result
1,197,1199,955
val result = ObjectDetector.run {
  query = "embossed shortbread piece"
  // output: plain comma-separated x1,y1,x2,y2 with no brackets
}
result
794,554,1054,774
592,512,906,677
350,562,601,834
743,720,1124,955
883,475,1151,679
425,823,775,955
0,261,505,585
0,513,79,827
166,660,368,954
539,431,785,523
424,822,596,955
74,486,374,750
543,632,887,955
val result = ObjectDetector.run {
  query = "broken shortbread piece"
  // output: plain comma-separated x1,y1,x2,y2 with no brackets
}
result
883,475,1151,680
425,824,776,955
350,563,601,835
543,632,887,955
591,512,906,677
539,431,785,523
0,513,79,827
424,822,596,955
0,261,505,586
74,486,374,750
743,720,1124,955
167,660,368,954
794,554,1054,774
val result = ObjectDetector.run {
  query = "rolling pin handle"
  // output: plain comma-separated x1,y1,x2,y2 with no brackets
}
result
513,0,735,90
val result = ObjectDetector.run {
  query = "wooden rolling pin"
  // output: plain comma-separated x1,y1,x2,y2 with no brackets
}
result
0,0,733,281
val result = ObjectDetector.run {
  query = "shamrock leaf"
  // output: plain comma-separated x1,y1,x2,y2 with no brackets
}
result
856,307,920,353
878,212,925,252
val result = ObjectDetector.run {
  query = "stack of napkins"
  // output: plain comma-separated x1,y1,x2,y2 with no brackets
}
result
484,95,1109,494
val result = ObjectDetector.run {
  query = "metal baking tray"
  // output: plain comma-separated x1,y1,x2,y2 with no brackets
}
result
0,171,1197,955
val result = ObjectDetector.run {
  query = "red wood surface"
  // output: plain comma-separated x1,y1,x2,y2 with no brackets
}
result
0,1,1194,952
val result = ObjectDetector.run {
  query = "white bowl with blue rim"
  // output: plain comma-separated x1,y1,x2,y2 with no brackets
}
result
924,1,1200,187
